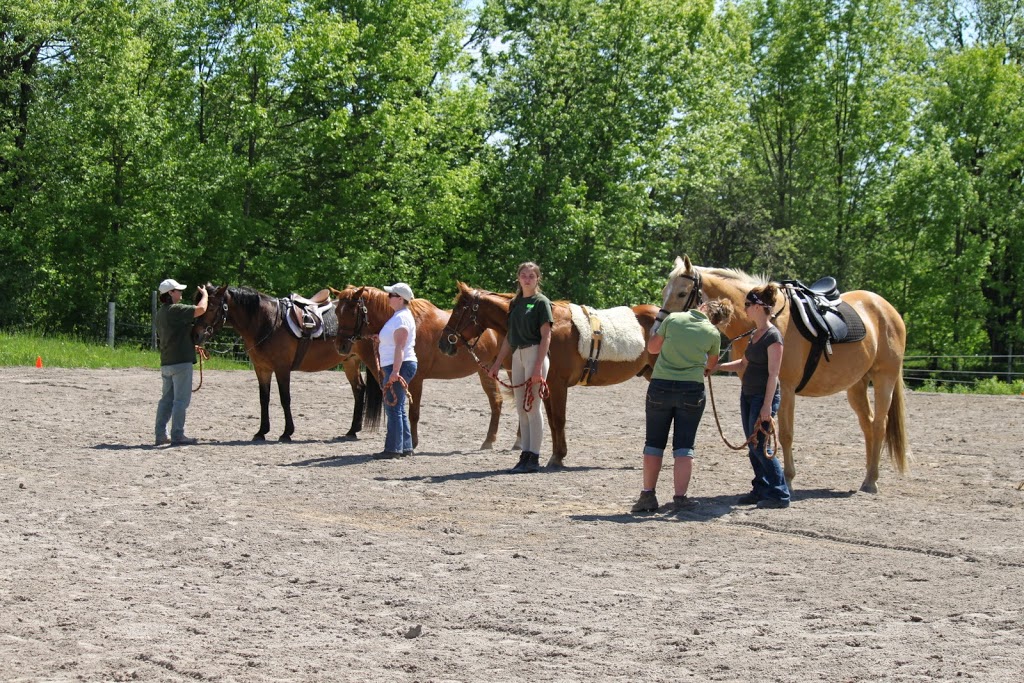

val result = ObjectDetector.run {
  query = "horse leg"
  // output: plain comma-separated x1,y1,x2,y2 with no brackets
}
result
254,367,273,441
848,376,884,494
342,360,365,439
477,369,502,450
408,377,423,450
543,384,569,469
276,371,294,442
778,385,797,491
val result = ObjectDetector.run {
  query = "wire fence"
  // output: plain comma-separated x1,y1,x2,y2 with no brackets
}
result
903,354,1023,388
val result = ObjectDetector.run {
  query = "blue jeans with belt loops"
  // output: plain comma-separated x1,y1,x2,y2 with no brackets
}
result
741,388,790,503
644,379,706,457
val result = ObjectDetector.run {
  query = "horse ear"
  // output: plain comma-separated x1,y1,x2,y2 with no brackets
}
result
215,285,228,296
683,255,692,271
674,255,685,270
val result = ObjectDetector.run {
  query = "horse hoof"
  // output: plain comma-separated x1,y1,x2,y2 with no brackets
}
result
480,441,494,451
545,459,565,470
252,433,266,442
279,434,292,443
859,481,879,494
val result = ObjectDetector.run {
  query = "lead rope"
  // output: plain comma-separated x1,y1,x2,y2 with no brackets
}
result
192,345,210,393
706,372,778,457
373,337,416,409
452,333,549,413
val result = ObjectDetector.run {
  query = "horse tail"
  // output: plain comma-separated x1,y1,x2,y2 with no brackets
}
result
362,367,384,432
886,375,909,473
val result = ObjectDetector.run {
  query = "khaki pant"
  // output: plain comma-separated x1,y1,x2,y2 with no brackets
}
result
511,345,550,455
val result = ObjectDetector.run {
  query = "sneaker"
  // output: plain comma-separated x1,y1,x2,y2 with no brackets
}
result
372,450,404,460
737,491,761,505
672,495,699,511
155,436,170,446
170,437,198,446
630,490,659,514
756,498,790,509
509,452,530,474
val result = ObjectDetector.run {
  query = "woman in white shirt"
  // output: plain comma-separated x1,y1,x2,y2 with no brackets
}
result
375,282,418,459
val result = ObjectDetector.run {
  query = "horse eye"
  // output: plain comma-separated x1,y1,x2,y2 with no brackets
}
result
677,291,686,298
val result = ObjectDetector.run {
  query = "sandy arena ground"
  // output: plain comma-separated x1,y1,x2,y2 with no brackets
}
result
2,366,1023,682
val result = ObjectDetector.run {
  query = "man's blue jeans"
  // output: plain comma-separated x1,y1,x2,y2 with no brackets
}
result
740,388,790,502
644,379,706,457
156,361,194,441
382,361,417,453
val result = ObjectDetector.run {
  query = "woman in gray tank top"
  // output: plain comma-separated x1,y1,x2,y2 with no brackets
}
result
708,283,791,509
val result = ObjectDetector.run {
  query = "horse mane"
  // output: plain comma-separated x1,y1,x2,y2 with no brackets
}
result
669,260,769,288
228,285,280,340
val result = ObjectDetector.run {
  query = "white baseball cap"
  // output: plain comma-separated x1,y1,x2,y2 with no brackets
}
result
158,278,188,294
384,282,414,302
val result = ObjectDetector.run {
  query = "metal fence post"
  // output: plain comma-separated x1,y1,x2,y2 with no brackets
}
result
107,302,115,348
151,290,158,350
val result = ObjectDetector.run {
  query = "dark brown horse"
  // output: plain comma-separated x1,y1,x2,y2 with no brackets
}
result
439,282,660,467
331,285,505,450
659,256,908,493
192,284,382,442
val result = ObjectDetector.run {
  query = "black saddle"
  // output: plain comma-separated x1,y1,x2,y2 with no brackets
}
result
781,278,866,393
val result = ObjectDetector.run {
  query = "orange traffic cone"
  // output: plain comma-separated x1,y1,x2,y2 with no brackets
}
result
35,356,43,368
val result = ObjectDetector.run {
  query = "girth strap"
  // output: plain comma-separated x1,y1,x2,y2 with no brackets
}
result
578,305,603,386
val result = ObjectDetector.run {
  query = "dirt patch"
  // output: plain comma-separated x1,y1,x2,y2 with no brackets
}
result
2,367,1023,681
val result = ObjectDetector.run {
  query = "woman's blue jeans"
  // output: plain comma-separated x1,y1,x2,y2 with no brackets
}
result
382,362,417,453
644,379,706,457
740,387,790,502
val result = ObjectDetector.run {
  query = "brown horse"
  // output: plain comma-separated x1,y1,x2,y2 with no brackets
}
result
331,285,505,450
192,285,382,442
439,282,660,467
658,256,908,493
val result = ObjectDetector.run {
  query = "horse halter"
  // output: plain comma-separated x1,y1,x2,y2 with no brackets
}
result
655,270,704,326
199,291,229,345
443,290,486,353
337,296,369,344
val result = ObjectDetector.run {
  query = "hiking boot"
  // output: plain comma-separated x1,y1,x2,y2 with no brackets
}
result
673,495,699,511
630,490,659,514
170,436,198,446
155,436,170,446
523,452,540,473
756,498,790,509
509,452,530,474
737,491,761,505
372,450,404,460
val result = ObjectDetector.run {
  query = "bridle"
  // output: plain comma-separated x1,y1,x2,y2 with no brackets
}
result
443,289,488,358
198,290,229,345
654,269,704,330
336,294,370,346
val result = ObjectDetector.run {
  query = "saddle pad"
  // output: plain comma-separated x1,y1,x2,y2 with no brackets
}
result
568,303,645,362
282,300,339,339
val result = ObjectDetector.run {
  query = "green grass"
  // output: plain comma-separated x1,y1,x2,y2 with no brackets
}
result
914,376,1024,395
0,331,249,370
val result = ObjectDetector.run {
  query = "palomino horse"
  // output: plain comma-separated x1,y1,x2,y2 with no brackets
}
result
331,285,505,450
192,285,382,442
658,256,908,493
439,282,660,467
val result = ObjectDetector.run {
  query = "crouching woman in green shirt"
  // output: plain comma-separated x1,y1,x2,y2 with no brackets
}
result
631,299,733,513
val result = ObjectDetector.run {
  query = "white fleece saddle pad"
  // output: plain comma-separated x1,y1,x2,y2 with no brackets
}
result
568,303,646,362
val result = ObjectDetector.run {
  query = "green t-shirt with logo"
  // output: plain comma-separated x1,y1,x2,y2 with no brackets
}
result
156,303,198,366
507,294,554,350
651,310,721,382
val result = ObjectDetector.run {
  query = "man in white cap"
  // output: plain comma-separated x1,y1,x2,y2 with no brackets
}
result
155,278,208,446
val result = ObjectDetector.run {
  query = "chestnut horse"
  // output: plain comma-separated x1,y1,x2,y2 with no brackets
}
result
330,285,505,450
192,285,382,442
658,256,908,493
439,282,660,467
